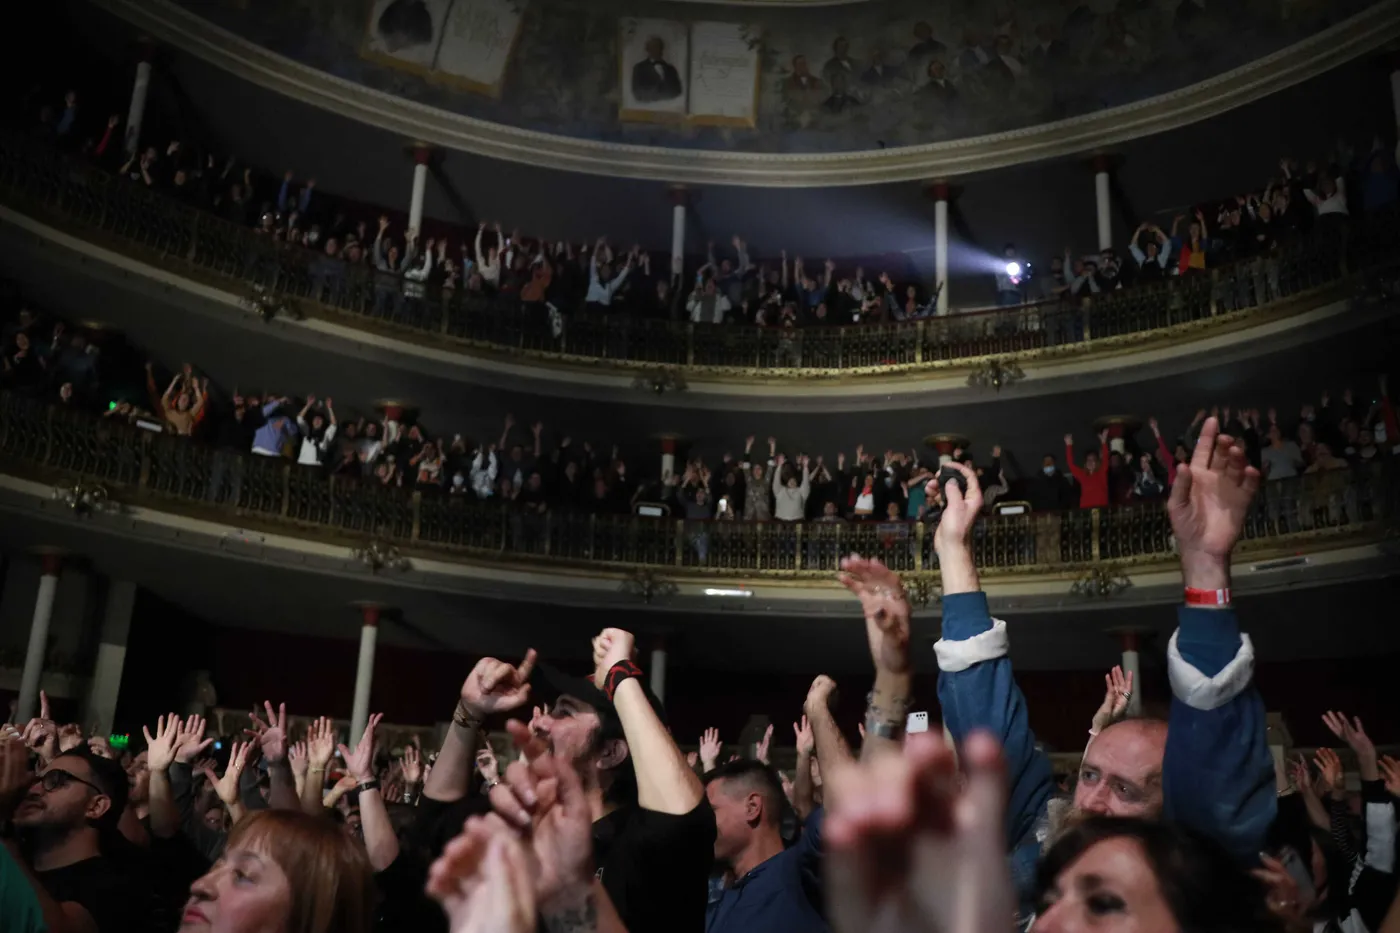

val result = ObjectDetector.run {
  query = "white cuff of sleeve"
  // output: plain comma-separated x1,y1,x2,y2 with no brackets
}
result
933,619,1009,673
1166,631,1254,711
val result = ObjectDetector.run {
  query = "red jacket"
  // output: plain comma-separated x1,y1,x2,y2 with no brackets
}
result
1067,441,1110,508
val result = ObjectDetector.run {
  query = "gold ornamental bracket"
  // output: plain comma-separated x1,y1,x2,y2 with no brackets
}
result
351,539,411,574
1069,565,1133,599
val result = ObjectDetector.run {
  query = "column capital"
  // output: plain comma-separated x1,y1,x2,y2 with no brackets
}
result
410,142,434,166
29,548,65,576
668,184,692,207
924,180,956,201
923,433,970,461
351,601,389,627
374,399,412,424
135,37,158,63
1089,153,1120,174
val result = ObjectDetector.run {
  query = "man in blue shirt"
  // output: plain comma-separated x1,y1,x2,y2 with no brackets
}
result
704,760,826,933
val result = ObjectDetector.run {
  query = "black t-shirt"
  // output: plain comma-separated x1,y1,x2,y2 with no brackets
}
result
595,800,716,933
36,855,153,933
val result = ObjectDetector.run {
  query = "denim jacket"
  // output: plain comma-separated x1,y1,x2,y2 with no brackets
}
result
934,591,1276,919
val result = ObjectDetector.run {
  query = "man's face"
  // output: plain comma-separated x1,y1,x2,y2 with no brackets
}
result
706,778,759,861
793,55,810,77
14,755,112,831
536,696,606,767
1145,240,1159,258
823,501,837,517
1070,720,1166,820
645,37,664,60
928,60,946,80
128,750,150,804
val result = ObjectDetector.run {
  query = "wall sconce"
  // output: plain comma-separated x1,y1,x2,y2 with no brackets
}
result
1069,566,1133,599
632,370,688,396
51,481,118,516
966,358,1025,391
899,574,940,609
244,284,300,323
619,569,678,604
350,539,411,573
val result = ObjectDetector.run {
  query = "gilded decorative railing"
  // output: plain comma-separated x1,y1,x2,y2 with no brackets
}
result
0,130,1393,377
3,394,1392,579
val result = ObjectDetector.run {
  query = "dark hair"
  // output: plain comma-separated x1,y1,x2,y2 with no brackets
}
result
704,758,787,826
1036,817,1288,933
56,747,128,828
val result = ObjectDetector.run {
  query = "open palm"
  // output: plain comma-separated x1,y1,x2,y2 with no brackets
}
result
1168,418,1259,560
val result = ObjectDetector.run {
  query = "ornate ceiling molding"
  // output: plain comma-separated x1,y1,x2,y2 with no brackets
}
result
97,0,1400,187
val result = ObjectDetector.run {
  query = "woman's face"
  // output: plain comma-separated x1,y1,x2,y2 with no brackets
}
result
179,845,292,933
1035,837,1178,933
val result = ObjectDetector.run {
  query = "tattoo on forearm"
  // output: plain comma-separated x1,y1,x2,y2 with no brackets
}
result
543,893,598,933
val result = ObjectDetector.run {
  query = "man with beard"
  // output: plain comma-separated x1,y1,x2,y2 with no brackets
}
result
7,746,153,931
423,632,715,933
838,418,1274,924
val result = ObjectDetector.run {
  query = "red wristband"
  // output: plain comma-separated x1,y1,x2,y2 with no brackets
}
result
604,660,644,702
1184,586,1231,607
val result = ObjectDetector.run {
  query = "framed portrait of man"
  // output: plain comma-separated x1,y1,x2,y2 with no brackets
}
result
363,0,525,98
620,18,689,121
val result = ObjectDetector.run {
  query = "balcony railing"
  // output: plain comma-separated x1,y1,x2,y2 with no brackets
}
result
0,130,1393,377
4,393,1392,579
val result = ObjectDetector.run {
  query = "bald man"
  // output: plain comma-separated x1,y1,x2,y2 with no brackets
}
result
928,419,1275,921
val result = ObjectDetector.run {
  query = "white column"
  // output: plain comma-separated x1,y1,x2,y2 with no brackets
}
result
1120,631,1142,717
660,438,676,482
124,58,153,157
408,146,430,235
649,644,667,705
670,187,687,279
933,183,949,315
350,607,380,741
83,580,136,737
1094,158,1113,251
17,556,62,723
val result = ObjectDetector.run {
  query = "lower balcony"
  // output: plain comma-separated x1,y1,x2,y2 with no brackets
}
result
2,392,1392,593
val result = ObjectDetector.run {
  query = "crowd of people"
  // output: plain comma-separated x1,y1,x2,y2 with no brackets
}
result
3,419,1398,933
3,296,1394,535
20,77,1400,331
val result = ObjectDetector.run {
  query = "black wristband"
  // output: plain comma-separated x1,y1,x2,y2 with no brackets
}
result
604,660,644,702
357,779,380,793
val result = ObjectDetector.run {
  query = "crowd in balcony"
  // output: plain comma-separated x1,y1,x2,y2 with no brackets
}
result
4,416,1399,933
2,290,1394,543
16,77,1400,336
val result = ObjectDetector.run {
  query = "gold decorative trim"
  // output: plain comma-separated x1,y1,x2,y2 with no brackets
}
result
92,0,1400,186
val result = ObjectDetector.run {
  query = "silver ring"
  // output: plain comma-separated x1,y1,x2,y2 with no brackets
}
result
1121,692,1132,699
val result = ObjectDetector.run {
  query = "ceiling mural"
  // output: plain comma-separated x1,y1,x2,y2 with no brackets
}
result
168,0,1376,154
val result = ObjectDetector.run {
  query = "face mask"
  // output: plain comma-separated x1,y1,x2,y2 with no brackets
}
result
453,474,465,487
1042,465,1056,476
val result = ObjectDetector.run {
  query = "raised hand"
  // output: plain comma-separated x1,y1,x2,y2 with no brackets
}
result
1378,755,1400,798
476,747,500,784
1253,853,1310,926
794,715,815,757
288,741,308,783
307,716,337,771
215,741,254,806
402,744,424,787
1287,755,1313,797
838,556,911,674
460,650,538,721
1321,711,1378,780
56,723,84,754
699,728,722,772
931,461,983,551
754,724,774,764
174,714,214,764
805,675,838,715
1167,417,1259,591
590,629,637,691
246,701,289,762
824,731,1013,933
1090,665,1133,734
339,712,383,783
1312,747,1343,798
142,713,183,773
427,814,538,933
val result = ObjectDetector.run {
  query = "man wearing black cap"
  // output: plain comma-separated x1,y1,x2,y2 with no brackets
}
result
500,627,716,933
435,628,714,933
7,746,153,932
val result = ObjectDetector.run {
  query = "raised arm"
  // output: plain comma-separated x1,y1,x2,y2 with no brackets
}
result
931,460,1055,865
593,628,703,814
1162,417,1274,863
424,651,536,803
342,713,399,871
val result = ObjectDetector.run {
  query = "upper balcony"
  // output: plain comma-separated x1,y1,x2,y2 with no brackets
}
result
93,0,1400,185
2,127,1395,409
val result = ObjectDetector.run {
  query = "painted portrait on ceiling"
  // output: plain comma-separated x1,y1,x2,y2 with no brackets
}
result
619,18,690,120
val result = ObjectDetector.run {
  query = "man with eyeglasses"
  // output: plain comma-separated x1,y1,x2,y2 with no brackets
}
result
7,746,152,932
